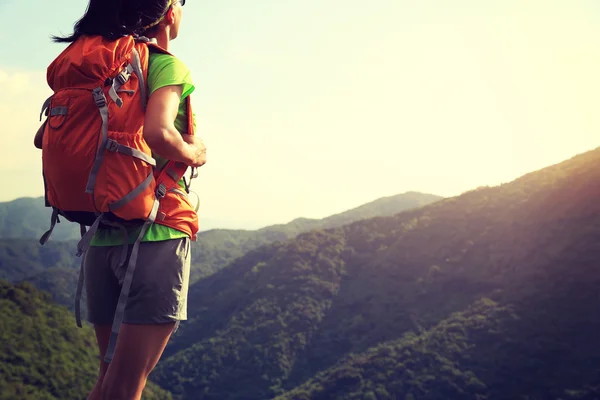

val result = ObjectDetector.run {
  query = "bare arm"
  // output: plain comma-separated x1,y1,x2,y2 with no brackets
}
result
143,85,205,167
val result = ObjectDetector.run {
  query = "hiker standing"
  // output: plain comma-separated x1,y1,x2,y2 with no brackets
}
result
35,0,206,398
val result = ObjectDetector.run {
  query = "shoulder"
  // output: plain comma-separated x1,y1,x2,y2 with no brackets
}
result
147,52,195,97
148,52,189,71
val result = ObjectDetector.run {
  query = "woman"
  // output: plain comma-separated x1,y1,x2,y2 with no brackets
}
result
40,1,206,399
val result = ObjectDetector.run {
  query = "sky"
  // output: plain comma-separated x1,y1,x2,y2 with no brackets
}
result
0,0,598,229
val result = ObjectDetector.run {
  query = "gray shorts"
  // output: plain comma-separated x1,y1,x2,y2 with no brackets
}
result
83,237,191,325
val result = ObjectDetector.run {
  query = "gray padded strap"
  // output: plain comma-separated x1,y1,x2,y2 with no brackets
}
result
39,95,53,121
191,190,200,212
108,172,154,211
76,214,104,257
108,84,123,107
39,207,59,245
108,63,134,107
104,196,160,363
50,106,68,116
106,139,156,166
74,224,88,328
130,47,147,110
85,87,109,195
169,188,188,197
166,168,180,182
75,259,86,328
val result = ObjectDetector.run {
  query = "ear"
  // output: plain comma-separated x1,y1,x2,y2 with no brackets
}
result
165,6,176,24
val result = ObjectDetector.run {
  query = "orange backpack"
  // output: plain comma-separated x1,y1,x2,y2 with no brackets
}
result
38,34,200,363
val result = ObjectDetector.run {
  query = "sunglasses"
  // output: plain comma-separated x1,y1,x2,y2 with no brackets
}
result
142,0,185,30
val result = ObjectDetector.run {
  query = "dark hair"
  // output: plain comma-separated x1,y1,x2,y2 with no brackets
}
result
51,0,171,43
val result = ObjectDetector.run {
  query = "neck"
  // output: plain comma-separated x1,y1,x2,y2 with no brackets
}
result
151,28,171,51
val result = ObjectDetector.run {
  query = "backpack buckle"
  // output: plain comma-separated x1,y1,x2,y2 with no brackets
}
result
116,64,134,85
106,139,119,152
156,184,167,199
92,87,107,108
117,71,129,85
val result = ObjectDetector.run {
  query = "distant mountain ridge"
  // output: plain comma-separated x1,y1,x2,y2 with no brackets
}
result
0,196,261,240
257,191,441,234
0,192,441,242
0,191,442,307
191,191,442,280
0,197,80,241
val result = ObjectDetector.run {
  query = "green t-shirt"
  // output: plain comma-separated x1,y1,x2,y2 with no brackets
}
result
90,52,196,246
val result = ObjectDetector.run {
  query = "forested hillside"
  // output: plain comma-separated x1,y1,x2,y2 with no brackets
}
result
0,239,78,283
150,147,600,399
0,280,172,400
4,147,600,399
0,197,79,241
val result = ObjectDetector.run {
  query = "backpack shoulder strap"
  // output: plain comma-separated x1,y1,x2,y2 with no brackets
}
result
137,37,199,195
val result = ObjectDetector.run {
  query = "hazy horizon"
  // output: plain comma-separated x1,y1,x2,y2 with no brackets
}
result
1,0,598,227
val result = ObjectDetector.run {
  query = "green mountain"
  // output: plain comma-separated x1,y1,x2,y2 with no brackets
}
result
0,197,259,239
0,239,78,283
190,191,441,281
148,147,600,399
0,280,172,400
0,192,441,308
0,239,84,315
0,192,440,243
261,191,442,234
0,197,80,241
24,267,83,313
275,298,515,400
